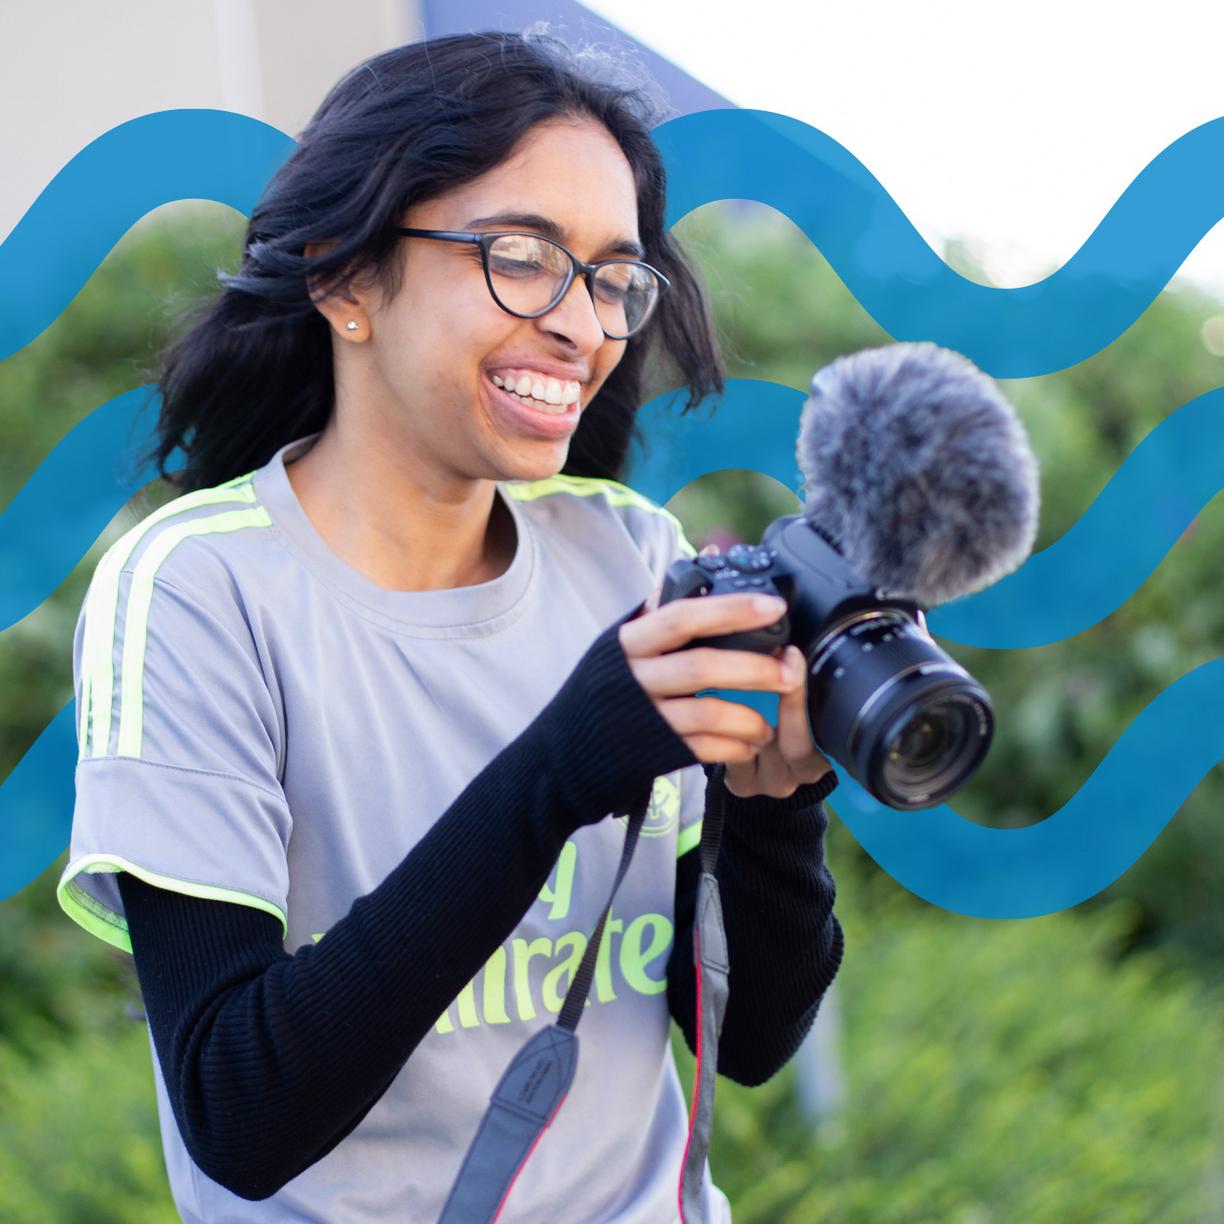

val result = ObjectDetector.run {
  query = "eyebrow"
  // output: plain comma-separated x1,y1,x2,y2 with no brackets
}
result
463,211,646,260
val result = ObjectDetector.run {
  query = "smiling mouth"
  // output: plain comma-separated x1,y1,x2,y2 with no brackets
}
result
488,369,582,414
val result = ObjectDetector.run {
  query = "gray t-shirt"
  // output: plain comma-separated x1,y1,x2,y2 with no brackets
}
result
58,432,733,1223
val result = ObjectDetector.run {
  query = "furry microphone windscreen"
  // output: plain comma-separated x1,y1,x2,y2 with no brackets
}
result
796,342,1040,607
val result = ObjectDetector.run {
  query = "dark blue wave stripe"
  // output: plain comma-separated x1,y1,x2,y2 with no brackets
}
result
0,386,182,633
654,109,1224,377
0,110,294,362
628,380,1224,647
930,386,1224,646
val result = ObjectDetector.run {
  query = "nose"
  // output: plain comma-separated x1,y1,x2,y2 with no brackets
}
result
536,273,607,354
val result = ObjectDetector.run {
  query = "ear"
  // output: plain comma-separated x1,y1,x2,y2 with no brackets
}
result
304,241,373,342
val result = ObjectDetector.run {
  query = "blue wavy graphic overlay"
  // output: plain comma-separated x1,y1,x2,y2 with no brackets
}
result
0,703,77,901
0,110,293,362
822,655,1224,918
655,109,1224,377
3,377,1222,906
931,387,1224,647
5,109,1224,377
0,387,178,633
629,380,1224,649
3,108,1222,916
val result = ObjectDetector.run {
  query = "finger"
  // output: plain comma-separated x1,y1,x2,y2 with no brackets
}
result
688,735,762,765
776,649,834,776
619,592,787,658
643,582,663,615
774,647,817,754
629,647,800,699
663,695,775,746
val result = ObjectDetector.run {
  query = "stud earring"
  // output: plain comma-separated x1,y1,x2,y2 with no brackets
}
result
345,320,360,331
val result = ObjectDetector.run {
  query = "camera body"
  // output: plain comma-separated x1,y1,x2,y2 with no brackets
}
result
659,514,993,809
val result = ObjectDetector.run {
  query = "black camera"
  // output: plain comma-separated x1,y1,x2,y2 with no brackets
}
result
659,514,993,810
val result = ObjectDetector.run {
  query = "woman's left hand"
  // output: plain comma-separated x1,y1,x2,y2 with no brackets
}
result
722,642,834,799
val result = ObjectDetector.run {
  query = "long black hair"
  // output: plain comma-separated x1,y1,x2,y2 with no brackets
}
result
138,28,724,494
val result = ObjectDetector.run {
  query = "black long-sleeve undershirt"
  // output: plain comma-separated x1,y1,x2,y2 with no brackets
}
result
115,607,843,1201
667,766,842,1087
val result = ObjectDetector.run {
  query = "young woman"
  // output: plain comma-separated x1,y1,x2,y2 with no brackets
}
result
58,29,842,1223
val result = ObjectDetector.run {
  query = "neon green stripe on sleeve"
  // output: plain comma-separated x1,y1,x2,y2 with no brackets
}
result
57,853,288,955
83,475,259,760
504,473,696,556
116,505,272,758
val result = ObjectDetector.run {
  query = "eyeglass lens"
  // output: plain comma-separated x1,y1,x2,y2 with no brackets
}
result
486,234,660,338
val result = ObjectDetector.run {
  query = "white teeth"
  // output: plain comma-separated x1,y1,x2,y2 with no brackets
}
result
489,369,582,413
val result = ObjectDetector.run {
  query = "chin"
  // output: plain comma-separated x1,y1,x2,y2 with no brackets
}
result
496,442,571,483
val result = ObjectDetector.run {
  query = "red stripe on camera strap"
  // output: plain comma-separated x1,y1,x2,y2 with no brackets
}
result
438,767,733,1224
678,763,730,1224
439,784,654,1224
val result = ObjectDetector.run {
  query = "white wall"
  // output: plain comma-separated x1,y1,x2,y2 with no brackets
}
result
0,0,423,243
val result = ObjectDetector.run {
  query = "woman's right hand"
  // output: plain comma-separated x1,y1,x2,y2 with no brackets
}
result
618,587,806,766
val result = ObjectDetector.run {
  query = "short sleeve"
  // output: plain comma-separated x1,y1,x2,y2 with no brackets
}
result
57,562,291,955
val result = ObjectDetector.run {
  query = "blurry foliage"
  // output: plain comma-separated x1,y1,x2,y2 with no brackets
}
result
673,878,1224,1222
2,196,1224,1219
0,203,245,779
0,1013,176,1223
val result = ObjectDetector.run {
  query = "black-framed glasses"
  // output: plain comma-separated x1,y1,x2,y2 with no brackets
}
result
394,228,669,340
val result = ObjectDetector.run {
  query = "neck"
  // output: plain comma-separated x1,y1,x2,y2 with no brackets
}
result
284,418,516,593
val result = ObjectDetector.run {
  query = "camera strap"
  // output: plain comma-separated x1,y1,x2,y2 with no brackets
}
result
438,767,733,1224
438,781,654,1224
679,762,730,1224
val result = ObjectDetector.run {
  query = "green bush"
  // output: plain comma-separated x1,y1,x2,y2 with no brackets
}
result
0,1012,176,1222
673,862,1224,1223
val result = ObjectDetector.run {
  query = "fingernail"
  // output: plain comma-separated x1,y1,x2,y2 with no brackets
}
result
754,595,786,614
783,649,805,684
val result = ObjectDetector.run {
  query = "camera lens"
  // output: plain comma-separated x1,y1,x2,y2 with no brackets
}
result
805,610,993,808
878,697,985,806
893,710,949,768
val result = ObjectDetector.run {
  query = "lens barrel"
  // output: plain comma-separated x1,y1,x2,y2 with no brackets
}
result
805,609,993,808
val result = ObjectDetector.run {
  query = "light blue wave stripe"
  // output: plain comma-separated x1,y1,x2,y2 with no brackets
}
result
0,386,182,633
655,109,1224,377
626,380,811,501
5,108,1224,375
5,651,1221,914
0,110,294,362
1,701,76,900
828,654,1224,918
